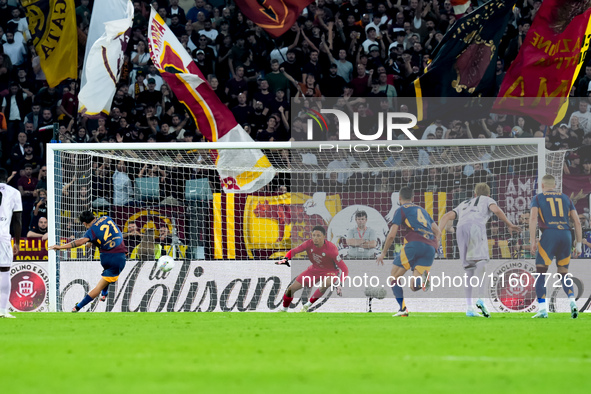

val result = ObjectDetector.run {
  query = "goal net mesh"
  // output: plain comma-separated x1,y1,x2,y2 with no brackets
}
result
49,141,566,312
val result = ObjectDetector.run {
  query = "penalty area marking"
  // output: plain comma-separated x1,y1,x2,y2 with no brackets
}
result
402,355,591,364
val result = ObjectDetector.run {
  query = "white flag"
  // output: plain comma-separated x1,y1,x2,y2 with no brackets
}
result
81,0,130,88
78,0,133,117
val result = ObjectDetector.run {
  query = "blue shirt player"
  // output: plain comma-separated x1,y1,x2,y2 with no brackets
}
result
377,186,441,317
529,175,582,319
50,211,127,312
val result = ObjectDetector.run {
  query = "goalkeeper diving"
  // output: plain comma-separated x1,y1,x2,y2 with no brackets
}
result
276,226,349,312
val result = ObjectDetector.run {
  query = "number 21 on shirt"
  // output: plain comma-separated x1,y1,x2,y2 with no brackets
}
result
100,220,119,242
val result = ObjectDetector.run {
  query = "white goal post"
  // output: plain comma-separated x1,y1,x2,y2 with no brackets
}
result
46,138,564,312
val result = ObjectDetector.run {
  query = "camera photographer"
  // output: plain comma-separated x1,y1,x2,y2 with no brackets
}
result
32,188,48,224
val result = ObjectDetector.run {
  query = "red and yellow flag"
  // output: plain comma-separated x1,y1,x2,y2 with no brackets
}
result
234,0,313,38
148,9,275,193
493,0,591,125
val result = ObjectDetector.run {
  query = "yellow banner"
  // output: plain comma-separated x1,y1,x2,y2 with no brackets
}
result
23,0,78,87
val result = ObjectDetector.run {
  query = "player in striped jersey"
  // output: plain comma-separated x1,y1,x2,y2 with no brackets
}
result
529,175,582,318
439,183,520,317
377,187,441,317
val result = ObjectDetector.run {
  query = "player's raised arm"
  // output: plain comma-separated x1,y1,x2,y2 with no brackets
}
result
529,206,539,255
431,222,442,244
438,210,457,235
335,258,349,281
334,257,349,297
377,223,399,265
49,237,91,251
276,240,309,266
489,204,520,234
570,208,583,256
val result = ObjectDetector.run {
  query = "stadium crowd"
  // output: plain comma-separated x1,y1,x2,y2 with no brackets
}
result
1,0,591,239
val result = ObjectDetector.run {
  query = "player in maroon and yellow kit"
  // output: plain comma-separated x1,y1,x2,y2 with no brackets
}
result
276,226,349,312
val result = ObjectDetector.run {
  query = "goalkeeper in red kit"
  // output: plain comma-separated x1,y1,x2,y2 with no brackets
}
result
276,226,349,312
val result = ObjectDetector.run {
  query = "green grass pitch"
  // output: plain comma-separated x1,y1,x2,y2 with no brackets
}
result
2,312,590,393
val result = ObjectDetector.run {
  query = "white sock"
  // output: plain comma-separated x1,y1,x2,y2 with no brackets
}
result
305,301,312,308
465,268,474,310
281,306,288,311
538,300,547,312
0,271,10,313
474,260,488,299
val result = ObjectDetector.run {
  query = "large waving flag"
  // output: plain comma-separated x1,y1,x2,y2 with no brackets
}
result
493,0,591,125
23,0,78,87
81,0,131,88
79,0,133,118
234,0,313,38
148,9,275,193
412,0,516,120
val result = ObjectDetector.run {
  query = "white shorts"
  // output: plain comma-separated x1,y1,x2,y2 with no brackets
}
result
0,242,13,268
457,224,489,269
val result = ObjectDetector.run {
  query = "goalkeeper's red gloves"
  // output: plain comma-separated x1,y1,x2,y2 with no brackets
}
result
275,257,290,267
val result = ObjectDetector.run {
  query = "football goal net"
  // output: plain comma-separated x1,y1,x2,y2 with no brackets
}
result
46,139,565,312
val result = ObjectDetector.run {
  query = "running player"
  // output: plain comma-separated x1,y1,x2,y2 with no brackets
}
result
529,175,582,318
377,186,441,317
276,226,349,312
0,168,23,318
439,183,520,317
49,211,127,312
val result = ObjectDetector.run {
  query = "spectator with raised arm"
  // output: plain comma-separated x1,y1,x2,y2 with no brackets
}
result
113,160,133,206
31,188,47,223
